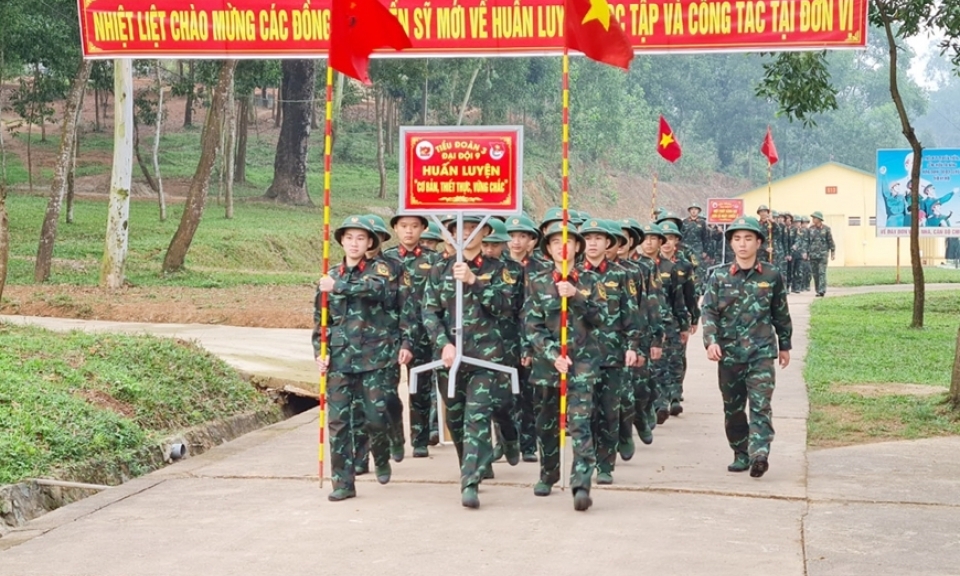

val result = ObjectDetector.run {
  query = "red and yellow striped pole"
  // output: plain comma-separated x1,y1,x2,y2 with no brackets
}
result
318,64,334,488
559,49,570,491
651,170,658,220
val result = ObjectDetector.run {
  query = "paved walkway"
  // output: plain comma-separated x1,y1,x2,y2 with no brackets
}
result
1,285,958,575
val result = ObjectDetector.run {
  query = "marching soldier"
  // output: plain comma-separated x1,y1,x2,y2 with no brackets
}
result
701,216,792,478
805,211,836,297
682,203,710,291
384,214,440,457
579,219,642,485
313,216,400,501
524,222,602,510
659,221,700,416
419,221,445,252
422,216,519,509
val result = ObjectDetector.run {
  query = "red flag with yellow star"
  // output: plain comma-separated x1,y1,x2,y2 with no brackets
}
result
761,126,779,165
657,115,681,163
330,0,411,85
564,0,634,69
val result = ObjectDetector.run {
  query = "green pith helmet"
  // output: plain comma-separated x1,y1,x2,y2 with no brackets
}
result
811,211,824,221
659,220,683,239
539,206,564,231
363,214,392,242
602,219,629,246
482,218,510,243
389,213,429,228
578,218,616,247
569,210,586,226
619,218,644,245
421,221,445,242
655,211,683,230
772,210,780,218
540,221,585,258
640,222,667,243
335,215,382,250
444,215,492,239
688,203,702,211
756,204,770,214
505,214,540,238
725,216,766,242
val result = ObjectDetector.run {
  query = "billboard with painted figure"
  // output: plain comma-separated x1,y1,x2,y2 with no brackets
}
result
876,149,960,237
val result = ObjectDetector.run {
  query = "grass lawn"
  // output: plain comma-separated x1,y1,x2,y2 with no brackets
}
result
0,323,277,485
805,290,960,447
829,266,960,287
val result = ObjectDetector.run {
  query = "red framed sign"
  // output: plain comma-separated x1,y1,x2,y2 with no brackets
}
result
399,126,522,214
706,198,744,224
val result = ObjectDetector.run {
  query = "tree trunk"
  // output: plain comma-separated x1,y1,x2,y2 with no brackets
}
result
274,83,282,127
26,102,33,192
94,86,101,132
66,134,77,223
162,60,237,274
133,117,160,192
880,7,924,328
234,93,250,184
951,326,960,409
264,60,315,206
0,49,8,303
184,61,195,128
224,76,236,219
100,59,134,290
332,71,345,148
34,60,93,283
153,64,166,222
375,88,387,199
457,62,483,126
421,62,429,125
386,97,394,155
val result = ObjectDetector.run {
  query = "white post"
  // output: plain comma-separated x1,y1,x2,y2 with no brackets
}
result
100,59,133,290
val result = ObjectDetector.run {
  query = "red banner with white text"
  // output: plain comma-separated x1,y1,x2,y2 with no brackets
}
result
78,0,867,59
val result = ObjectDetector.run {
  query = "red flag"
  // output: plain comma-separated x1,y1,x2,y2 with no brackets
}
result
329,0,411,85
564,0,634,69
656,115,682,163
761,126,779,165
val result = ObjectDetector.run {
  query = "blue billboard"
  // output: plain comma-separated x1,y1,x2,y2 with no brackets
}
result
877,149,960,237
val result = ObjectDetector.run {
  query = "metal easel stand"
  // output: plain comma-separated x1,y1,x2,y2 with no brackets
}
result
409,213,520,442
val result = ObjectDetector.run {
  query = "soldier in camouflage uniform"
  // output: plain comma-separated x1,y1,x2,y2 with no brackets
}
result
313,216,400,501
362,214,409,464
805,211,836,297
422,216,519,509
659,221,700,416
579,220,642,485
790,217,811,292
757,205,789,284
701,216,792,478
682,204,710,292
638,223,689,425
384,214,440,457
617,220,664,449
419,221,445,252
524,222,601,511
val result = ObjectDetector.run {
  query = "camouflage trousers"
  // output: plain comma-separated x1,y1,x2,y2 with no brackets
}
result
717,358,776,459
440,367,516,490
793,258,811,292
594,367,629,474
652,324,685,410
500,364,538,457
409,352,438,450
620,363,647,442
352,365,403,466
328,367,396,490
810,257,828,295
535,360,598,491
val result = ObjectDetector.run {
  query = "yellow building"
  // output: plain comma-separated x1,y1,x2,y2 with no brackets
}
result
737,162,944,267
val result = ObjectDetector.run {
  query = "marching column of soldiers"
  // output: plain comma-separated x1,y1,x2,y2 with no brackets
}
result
313,206,794,511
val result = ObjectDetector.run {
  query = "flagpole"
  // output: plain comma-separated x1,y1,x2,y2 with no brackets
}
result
318,63,335,489
559,48,570,492
767,161,773,261
651,170,658,220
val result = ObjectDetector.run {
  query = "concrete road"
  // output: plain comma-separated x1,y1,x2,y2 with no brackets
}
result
2,284,958,575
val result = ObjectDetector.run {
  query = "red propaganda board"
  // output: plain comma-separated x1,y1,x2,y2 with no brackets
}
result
399,126,522,214
707,198,744,225
78,0,868,59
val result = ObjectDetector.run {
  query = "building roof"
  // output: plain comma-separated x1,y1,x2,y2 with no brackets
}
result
737,161,875,198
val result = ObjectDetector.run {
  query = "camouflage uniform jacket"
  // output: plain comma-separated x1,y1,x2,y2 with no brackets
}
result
383,244,439,356
759,220,788,262
512,255,551,359
422,254,510,367
654,256,690,332
681,216,709,258
311,257,398,373
701,260,792,366
499,255,525,365
582,259,642,367
668,255,701,326
804,225,835,259
369,251,409,348
615,257,663,351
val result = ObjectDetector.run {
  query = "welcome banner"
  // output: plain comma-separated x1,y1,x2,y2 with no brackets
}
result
78,0,867,59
